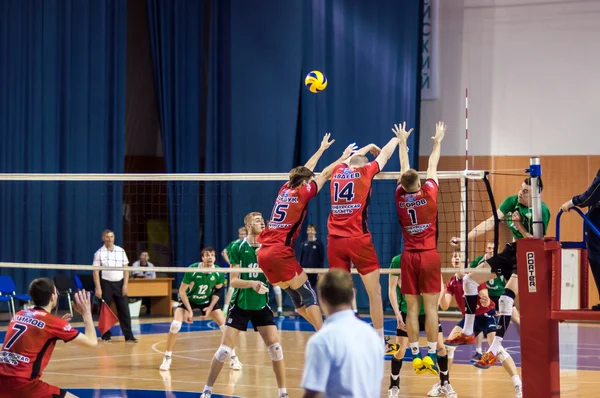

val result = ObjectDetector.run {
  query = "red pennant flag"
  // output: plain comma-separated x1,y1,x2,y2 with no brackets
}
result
98,300,119,336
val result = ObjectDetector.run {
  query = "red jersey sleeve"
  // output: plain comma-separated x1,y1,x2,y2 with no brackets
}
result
364,162,380,179
477,283,488,292
422,179,439,199
445,278,455,296
299,181,318,201
47,317,80,343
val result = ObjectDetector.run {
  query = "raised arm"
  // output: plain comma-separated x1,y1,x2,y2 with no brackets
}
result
313,144,356,191
374,137,399,171
426,122,446,184
71,291,98,347
304,133,335,171
345,143,381,164
392,122,413,182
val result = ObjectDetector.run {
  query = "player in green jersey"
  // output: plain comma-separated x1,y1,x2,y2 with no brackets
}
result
201,212,288,398
221,226,246,315
448,177,550,370
387,254,453,398
159,247,242,371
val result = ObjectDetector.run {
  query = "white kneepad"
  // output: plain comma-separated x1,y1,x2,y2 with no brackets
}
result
214,344,233,362
267,343,284,361
170,320,182,334
497,347,510,363
273,286,281,295
498,295,514,316
445,345,456,359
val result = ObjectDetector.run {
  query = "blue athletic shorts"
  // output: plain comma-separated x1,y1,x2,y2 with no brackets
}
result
457,309,498,338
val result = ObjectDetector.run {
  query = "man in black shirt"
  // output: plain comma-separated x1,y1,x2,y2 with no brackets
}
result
299,224,325,288
561,169,600,310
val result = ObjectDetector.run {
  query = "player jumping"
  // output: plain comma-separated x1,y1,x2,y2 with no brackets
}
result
258,134,354,330
159,247,242,371
446,178,550,370
387,254,455,398
327,138,399,342
395,121,446,375
201,212,288,398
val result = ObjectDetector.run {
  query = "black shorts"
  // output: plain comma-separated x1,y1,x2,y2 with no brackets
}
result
177,300,223,312
396,312,443,337
226,305,275,332
486,242,517,281
490,295,501,309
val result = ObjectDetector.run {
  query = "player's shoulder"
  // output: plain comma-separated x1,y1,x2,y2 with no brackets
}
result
390,254,401,268
470,255,484,267
188,262,200,269
541,201,551,212
502,194,519,207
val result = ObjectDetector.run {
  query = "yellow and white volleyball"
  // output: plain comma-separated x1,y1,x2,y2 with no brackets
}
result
304,70,328,93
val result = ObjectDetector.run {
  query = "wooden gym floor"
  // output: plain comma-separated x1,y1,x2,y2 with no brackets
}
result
1,316,599,397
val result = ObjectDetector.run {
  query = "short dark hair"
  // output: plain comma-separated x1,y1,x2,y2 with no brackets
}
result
201,247,216,257
29,278,56,307
400,169,420,191
307,224,317,232
524,177,543,192
102,229,114,237
288,166,315,189
317,269,354,307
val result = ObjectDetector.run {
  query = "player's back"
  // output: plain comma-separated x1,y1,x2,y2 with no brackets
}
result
328,162,380,237
258,181,318,246
395,179,439,250
0,308,79,379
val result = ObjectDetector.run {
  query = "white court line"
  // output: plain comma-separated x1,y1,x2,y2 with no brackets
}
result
46,371,303,391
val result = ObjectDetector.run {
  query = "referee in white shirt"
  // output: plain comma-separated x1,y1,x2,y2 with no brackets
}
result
93,229,137,343
302,269,384,398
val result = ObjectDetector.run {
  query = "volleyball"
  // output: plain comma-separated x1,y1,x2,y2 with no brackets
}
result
305,70,328,93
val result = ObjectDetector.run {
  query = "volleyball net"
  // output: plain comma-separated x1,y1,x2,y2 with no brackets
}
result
0,170,496,278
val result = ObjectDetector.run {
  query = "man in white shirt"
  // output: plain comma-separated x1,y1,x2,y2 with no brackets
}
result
301,269,384,398
131,251,156,279
93,229,137,343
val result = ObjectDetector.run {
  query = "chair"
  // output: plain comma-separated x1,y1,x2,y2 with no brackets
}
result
53,274,73,317
0,294,13,317
0,276,31,315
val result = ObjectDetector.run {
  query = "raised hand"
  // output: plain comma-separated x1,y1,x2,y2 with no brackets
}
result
320,133,335,150
433,121,446,143
61,313,73,322
392,122,414,143
73,290,92,317
342,143,358,159
368,144,381,157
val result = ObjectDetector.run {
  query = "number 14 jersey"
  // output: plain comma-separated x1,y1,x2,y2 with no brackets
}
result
327,162,380,237
395,179,439,250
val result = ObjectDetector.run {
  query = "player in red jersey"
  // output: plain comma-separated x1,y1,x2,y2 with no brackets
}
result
0,278,98,398
394,121,446,375
258,134,354,330
326,137,399,342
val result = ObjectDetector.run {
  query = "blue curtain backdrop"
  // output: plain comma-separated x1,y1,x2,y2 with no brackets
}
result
147,0,422,309
0,1,126,294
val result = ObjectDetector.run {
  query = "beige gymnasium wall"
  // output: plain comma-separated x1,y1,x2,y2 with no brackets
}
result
418,0,600,307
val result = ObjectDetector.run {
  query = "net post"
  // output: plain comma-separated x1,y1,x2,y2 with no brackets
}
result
528,156,543,238
517,238,561,398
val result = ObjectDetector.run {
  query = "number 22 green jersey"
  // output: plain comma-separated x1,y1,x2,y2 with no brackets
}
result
229,239,269,311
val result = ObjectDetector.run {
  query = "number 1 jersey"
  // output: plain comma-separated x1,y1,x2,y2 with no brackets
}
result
327,162,380,237
395,179,439,250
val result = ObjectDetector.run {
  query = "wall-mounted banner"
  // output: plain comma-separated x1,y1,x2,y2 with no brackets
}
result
421,0,439,100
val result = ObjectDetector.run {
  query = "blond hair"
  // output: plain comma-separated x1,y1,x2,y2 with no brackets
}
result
400,169,420,191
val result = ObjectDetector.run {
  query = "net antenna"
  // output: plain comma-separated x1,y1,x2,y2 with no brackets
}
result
460,88,469,267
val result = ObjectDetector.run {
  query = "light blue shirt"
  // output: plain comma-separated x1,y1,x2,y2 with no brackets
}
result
301,309,384,397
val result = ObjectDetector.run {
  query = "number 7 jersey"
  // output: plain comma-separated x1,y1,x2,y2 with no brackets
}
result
395,179,439,250
327,162,380,237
